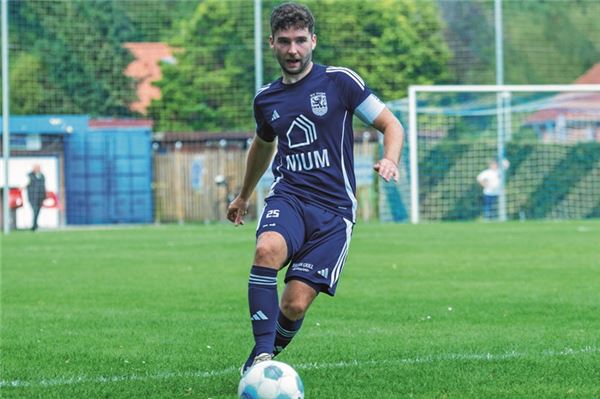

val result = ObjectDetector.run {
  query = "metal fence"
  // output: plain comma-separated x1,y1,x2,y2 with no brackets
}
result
2,0,600,227
152,134,380,223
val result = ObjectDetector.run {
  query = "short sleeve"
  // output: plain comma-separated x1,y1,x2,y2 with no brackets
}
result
326,66,373,112
254,97,276,142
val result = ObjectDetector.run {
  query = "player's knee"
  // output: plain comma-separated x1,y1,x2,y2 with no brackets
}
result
280,298,309,319
254,233,287,267
254,243,277,265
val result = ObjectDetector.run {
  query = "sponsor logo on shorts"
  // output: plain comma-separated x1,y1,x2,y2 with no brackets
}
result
291,262,314,272
317,268,329,279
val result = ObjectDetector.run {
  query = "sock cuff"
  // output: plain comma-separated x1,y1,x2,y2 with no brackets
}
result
249,265,278,287
250,265,278,277
277,312,304,331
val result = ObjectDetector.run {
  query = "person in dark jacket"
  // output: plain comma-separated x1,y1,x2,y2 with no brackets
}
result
27,164,46,231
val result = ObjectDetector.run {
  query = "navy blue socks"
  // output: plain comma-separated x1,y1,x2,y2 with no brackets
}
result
248,265,279,355
274,312,304,357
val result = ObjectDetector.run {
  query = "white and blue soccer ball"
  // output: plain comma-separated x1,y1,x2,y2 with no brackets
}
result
238,360,304,399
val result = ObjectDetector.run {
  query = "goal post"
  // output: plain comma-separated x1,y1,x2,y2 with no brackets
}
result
403,84,600,224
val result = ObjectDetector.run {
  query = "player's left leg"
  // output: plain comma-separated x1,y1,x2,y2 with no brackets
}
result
273,279,318,356
274,205,354,357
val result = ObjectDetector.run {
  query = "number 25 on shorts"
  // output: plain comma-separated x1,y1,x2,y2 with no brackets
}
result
266,209,280,218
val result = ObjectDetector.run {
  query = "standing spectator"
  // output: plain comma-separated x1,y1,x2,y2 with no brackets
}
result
27,164,46,231
477,159,509,221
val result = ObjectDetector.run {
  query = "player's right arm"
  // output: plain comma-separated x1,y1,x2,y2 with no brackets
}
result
227,135,276,226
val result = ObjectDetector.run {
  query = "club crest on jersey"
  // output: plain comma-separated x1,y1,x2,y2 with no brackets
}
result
310,92,328,116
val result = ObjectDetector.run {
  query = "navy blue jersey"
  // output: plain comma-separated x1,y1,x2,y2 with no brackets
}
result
254,64,384,222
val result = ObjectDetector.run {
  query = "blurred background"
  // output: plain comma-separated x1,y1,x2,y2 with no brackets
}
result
1,0,599,229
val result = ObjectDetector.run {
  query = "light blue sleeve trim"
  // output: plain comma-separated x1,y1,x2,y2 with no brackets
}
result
355,94,385,125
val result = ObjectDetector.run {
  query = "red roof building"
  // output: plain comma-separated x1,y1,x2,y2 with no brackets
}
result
124,43,175,115
526,62,600,143
574,62,600,85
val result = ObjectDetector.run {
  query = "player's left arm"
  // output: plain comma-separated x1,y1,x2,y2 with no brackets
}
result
371,107,404,182
330,67,404,181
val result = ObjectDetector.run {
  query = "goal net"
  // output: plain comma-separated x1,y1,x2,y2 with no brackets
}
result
382,85,600,223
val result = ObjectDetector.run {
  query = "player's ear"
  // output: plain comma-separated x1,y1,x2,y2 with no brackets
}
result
311,34,317,50
269,35,274,48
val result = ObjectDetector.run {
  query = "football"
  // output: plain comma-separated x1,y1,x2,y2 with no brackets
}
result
238,360,304,399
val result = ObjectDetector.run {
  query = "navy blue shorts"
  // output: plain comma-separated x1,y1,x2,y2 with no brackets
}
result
256,194,354,296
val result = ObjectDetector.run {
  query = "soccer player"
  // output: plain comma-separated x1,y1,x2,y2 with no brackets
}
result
227,2,404,374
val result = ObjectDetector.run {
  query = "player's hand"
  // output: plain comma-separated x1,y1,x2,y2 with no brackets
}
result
373,158,399,182
227,195,249,226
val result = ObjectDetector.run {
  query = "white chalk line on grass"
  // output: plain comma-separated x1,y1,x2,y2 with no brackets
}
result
2,346,597,389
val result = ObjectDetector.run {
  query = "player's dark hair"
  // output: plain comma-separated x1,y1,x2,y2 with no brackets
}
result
270,2,315,35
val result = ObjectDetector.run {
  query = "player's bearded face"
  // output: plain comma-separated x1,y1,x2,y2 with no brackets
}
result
271,28,316,77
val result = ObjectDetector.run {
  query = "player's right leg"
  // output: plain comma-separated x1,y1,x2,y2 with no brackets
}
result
242,195,305,375
246,232,286,361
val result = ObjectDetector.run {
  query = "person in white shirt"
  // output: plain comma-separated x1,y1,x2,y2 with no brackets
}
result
477,159,509,221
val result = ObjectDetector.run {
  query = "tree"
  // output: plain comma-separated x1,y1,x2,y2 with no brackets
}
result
311,0,451,101
439,0,600,85
115,0,198,42
149,0,256,131
7,0,137,116
438,0,495,84
503,0,600,84
149,0,451,132
8,53,56,115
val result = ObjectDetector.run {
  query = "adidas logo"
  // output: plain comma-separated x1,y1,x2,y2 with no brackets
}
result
251,310,269,321
317,268,329,279
271,110,280,121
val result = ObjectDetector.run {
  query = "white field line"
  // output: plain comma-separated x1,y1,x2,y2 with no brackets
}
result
1,346,598,389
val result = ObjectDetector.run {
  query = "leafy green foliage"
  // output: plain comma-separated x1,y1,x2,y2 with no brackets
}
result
7,0,137,116
114,0,198,42
438,0,496,84
149,0,257,131
418,142,599,221
149,0,451,132
4,0,599,128
439,0,600,84
8,53,53,114
310,0,451,100
418,142,471,203
528,142,600,218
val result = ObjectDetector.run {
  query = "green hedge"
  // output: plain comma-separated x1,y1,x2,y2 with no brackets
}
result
418,141,599,220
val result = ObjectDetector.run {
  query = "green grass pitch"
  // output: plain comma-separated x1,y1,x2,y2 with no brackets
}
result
1,221,599,398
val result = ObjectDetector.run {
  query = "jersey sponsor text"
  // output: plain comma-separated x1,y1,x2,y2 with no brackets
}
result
285,149,330,172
